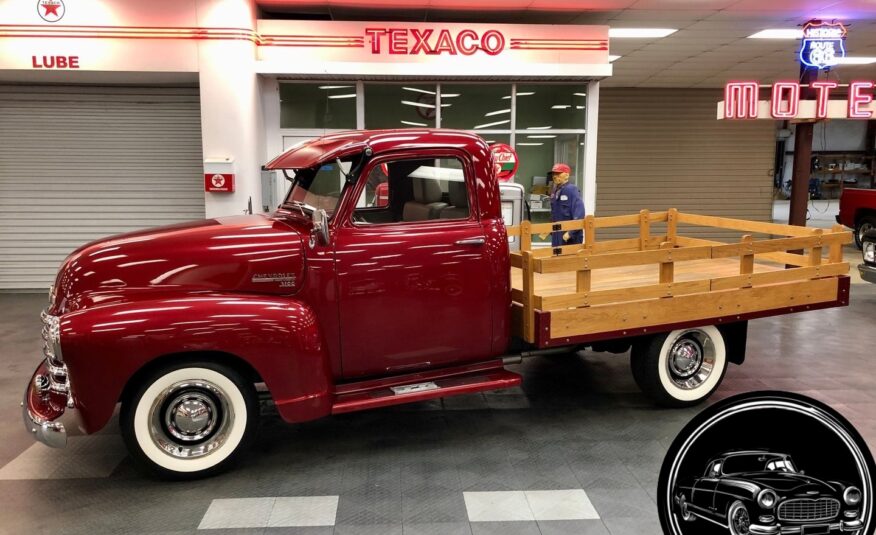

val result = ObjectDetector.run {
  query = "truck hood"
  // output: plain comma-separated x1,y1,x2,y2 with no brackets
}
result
52,214,305,313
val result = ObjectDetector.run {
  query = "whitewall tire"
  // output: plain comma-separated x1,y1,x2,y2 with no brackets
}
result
631,325,728,407
121,362,258,479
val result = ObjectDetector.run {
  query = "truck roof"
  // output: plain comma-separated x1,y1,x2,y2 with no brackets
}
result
263,129,489,170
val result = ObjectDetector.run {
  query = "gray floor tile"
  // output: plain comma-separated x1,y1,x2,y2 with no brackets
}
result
403,522,472,535
537,520,611,535
469,521,541,535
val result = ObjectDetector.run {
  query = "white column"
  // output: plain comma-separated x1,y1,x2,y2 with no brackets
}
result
196,0,263,218
583,80,600,216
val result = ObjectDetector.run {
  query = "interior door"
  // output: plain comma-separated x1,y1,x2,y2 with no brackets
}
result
333,154,494,378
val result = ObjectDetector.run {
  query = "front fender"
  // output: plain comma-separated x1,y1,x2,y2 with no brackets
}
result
60,292,332,433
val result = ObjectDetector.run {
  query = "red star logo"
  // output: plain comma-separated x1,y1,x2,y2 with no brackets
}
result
42,1,60,17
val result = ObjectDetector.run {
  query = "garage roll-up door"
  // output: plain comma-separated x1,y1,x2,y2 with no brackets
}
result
0,85,205,291
595,88,775,240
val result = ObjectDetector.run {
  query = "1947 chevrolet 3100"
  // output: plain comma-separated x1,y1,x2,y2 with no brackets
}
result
23,129,852,478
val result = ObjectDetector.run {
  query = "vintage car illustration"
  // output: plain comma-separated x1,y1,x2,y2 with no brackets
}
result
674,450,864,535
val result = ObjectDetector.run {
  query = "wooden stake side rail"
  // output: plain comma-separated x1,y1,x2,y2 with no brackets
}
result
507,209,852,344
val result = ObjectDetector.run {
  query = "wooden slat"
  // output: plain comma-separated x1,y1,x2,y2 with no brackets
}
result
739,235,754,278
677,212,821,237
710,233,849,259
506,226,521,237
520,220,532,252
639,209,651,251
529,236,667,258
521,250,535,343
549,277,840,339
510,252,523,268
710,262,849,291
511,288,524,303
829,224,845,263
584,215,595,246
667,208,678,245
593,213,641,228
536,245,715,273
538,279,711,310
659,241,674,284
809,228,823,266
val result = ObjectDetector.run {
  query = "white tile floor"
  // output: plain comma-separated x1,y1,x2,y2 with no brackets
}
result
464,490,599,522
198,496,340,529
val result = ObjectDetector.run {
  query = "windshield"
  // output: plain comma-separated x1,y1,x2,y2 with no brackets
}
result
722,454,797,474
283,155,356,217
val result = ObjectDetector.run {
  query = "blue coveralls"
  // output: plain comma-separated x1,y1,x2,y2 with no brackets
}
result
550,181,585,247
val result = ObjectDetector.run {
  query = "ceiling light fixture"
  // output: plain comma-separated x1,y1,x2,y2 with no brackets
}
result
573,93,587,97
609,28,677,38
527,135,557,139
474,119,511,129
526,126,553,130
401,120,428,126
485,108,512,116
576,105,585,110
837,56,876,65
551,105,571,109
747,29,804,39
401,100,435,109
442,93,461,98
516,142,544,146
319,85,353,90
328,94,357,99
403,87,437,95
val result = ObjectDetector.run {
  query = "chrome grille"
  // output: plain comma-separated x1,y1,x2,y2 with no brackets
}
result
777,498,840,522
40,309,69,396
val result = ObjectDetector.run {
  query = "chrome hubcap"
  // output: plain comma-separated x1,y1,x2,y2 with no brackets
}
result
860,223,873,244
731,505,750,535
667,329,715,390
148,380,233,459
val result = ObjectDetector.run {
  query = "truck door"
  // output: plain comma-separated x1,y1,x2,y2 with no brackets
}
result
333,152,494,378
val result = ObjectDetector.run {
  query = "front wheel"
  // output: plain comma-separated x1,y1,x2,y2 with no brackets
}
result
121,362,258,479
630,326,728,407
855,216,876,249
727,501,751,535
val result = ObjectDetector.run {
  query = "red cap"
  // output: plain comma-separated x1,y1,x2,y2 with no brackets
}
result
551,163,571,174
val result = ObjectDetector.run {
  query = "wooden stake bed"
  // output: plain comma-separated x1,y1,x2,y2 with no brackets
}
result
507,209,852,348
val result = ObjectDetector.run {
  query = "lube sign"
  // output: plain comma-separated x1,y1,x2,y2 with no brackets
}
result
718,81,875,120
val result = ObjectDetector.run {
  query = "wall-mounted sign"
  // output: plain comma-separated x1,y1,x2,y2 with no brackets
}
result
256,21,610,78
205,173,235,193
31,55,78,69
36,0,65,23
491,143,518,182
799,21,846,70
718,80,875,120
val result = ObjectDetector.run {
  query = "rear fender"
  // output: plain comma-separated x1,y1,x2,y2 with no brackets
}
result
60,293,332,433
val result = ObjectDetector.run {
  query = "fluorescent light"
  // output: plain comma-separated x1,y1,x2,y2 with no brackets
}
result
609,28,677,38
608,55,621,62
442,93,460,98
552,105,571,109
516,142,544,146
328,93,357,99
576,105,585,109
319,85,353,89
474,119,511,129
748,29,803,39
402,100,435,109
485,108,511,117
403,87,436,95
504,92,535,99
526,126,552,130
574,92,587,97
527,135,557,139
401,120,428,126
485,140,496,144
837,56,876,65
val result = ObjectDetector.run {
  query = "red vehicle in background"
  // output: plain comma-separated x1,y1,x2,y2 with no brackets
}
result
837,187,876,248
22,130,851,480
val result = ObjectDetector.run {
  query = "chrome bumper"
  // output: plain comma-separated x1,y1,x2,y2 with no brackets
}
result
859,263,876,284
22,361,69,448
749,520,861,534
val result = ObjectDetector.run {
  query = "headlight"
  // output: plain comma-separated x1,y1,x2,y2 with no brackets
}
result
844,486,862,506
864,242,876,264
757,489,778,509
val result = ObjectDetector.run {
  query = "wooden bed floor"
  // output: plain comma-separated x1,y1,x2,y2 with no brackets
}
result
511,257,785,296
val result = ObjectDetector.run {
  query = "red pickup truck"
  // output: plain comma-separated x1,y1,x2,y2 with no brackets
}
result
23,130,851,479
837,187,876,248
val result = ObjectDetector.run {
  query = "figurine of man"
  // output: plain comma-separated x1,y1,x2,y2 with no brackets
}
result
549,163,585,247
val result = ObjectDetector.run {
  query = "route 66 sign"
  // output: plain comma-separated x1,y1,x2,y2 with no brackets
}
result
799,21,847,70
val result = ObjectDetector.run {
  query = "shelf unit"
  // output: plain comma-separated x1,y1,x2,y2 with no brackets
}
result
786,151,876,199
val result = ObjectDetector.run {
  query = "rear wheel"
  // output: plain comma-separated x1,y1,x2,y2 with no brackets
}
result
855,216,876,249
630,326,728,407
121,362,258,479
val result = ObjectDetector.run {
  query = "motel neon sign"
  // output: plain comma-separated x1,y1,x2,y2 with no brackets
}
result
719,81,875,120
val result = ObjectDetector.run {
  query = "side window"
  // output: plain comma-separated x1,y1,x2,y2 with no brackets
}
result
353,156,471,224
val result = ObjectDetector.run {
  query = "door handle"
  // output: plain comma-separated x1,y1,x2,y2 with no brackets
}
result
455,237,486,246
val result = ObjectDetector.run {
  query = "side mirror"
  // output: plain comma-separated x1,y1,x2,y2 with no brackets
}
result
310,208,330,247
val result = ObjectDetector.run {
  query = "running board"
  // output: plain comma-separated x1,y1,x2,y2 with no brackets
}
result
331,362,521,415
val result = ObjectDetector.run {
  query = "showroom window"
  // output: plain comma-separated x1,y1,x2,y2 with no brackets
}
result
280,82,357,129
364,84,438,129
441,84,512,131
